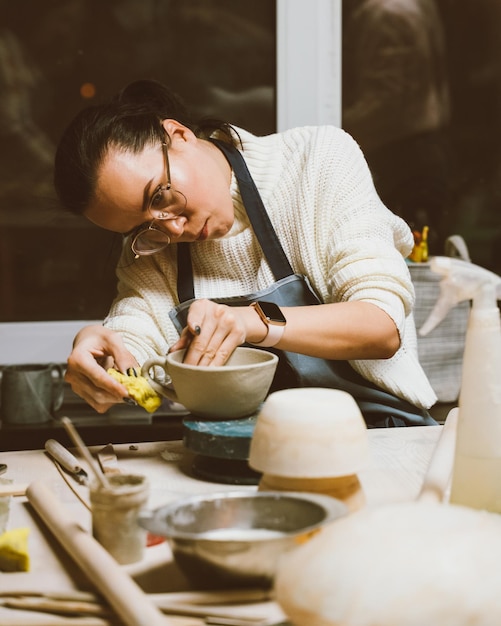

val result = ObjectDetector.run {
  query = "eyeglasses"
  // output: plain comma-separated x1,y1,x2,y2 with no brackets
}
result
131,138,181,258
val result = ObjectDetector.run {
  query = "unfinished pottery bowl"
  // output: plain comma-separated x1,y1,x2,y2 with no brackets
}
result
142,347,278,419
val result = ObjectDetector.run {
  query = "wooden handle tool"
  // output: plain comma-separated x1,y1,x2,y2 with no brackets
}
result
45,438,89,485
26,480,172,626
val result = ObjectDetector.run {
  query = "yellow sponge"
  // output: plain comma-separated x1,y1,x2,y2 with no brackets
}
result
107,368,162,413
0,527,30,572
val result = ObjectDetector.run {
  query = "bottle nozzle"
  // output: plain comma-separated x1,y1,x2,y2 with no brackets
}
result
418,256,501,336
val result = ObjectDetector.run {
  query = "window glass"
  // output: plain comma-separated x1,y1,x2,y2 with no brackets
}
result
342,0,501,274
0,0,276,322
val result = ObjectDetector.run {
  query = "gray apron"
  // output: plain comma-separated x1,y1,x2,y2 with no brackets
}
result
169,139,436,429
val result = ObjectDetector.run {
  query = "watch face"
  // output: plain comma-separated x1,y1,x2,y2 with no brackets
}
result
258,301,286,325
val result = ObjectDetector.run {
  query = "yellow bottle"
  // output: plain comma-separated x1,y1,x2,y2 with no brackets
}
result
420,225,429,262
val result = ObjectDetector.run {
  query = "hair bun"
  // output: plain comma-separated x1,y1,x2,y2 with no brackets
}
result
116,80,188,120
118,80,159,103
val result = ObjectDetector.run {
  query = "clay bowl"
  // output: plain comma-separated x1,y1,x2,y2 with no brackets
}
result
142,347,278,419
248,388,370,511
249,387,369,478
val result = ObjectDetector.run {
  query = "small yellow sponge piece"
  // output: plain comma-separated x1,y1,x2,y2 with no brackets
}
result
0,527,30,572
107,368,162,413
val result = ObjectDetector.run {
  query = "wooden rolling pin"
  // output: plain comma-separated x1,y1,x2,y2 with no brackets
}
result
26,481,171,626
418,407,458,502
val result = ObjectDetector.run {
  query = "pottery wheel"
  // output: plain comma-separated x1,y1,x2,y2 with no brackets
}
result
182,415,261,485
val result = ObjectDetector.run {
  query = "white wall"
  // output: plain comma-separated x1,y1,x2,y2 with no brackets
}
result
0,321,101,365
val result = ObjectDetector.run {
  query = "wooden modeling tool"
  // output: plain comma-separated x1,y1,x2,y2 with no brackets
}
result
61,417,110,489
45,439,89,485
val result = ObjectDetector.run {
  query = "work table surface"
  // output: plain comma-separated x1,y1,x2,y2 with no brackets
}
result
0,423,445,625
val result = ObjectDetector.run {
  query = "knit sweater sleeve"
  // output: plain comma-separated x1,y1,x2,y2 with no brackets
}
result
264,126,415,335
103,245,182,364
321,132,414,333
306,128,437,408
260,126,436,408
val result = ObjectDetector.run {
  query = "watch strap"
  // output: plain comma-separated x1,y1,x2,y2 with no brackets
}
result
249,302,286,348
250,322,285,348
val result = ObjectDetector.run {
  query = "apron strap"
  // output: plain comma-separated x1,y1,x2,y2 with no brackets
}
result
210,139,294,280
177,242,195,303
176,139,293,301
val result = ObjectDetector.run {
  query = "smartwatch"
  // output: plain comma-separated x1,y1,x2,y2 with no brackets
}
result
250,301,287,348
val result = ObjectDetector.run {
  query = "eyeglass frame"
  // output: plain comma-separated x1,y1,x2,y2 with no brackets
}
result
130,136,175,258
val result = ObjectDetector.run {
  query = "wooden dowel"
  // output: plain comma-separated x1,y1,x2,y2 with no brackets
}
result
0,588,271,606
418,408,458,503
3,596,268,624
0,617,110,626
149,588,272,606
26,481,171,626
2,596,108,616
157,602,266,621
0,615,197,626
0,590,98,601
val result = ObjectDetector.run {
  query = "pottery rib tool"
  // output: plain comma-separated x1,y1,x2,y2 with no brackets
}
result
97,443,120,476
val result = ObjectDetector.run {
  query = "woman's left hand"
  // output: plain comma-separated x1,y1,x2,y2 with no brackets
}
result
169,299,252,366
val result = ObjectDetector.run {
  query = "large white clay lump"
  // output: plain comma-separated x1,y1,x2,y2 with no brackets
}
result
275,500,501,626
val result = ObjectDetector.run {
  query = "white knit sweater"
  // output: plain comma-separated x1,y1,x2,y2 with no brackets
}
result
105,125,437,409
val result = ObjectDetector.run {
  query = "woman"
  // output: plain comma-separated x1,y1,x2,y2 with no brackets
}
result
54,79,437,426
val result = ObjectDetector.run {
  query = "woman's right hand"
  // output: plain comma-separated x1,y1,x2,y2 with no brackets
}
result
65,325,139,413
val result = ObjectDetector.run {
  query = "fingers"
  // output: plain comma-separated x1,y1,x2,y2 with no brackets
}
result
66,351,126,413
65,326,138,413
105,332,140,375
169,327,194,354
181,300,245,366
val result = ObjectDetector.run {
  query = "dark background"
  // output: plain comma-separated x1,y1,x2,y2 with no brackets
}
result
0,0,276,322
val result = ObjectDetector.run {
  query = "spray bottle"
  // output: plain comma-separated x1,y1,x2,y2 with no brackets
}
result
419,256,501,512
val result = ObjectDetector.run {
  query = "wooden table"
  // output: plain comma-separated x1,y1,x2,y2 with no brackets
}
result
0,423,446,625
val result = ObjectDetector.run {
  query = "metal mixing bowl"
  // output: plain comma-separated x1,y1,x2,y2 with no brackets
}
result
138,490,347,588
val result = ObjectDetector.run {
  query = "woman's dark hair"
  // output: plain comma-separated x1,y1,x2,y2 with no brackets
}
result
54,79,237,215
